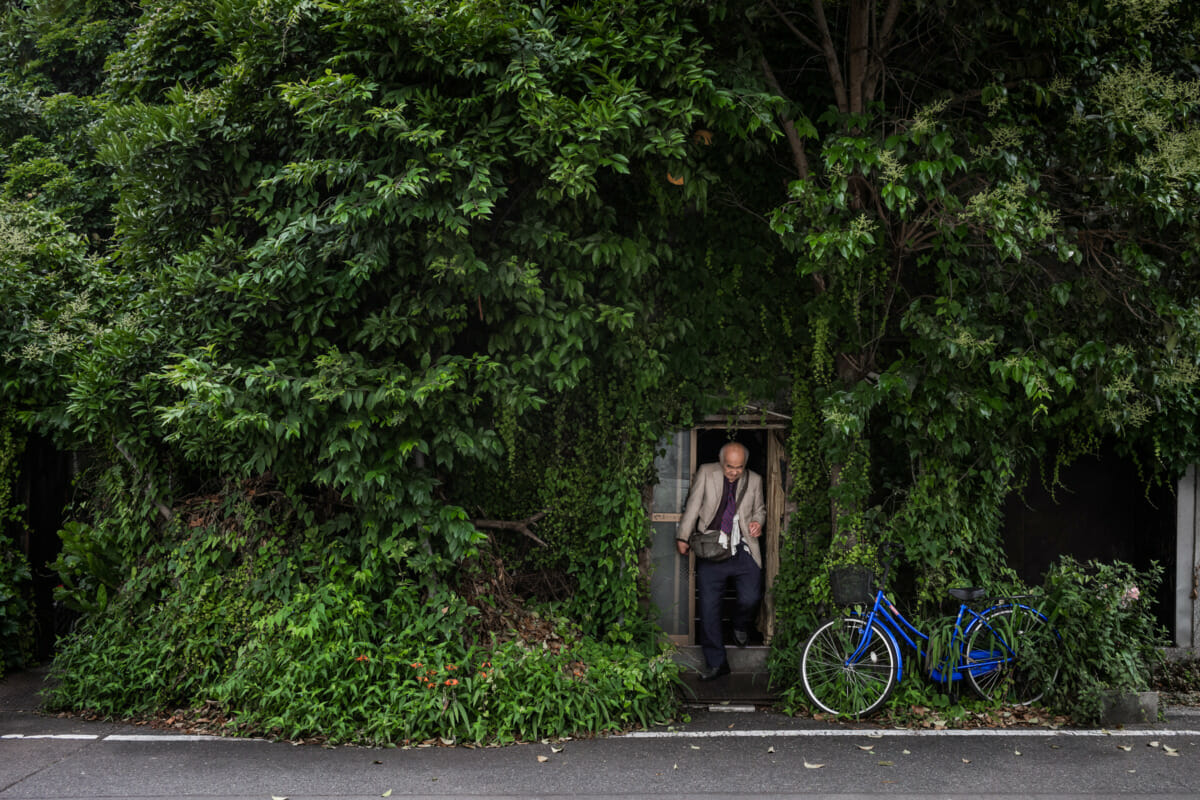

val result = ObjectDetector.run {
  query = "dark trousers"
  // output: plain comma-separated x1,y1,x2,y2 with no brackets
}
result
696,546,762,668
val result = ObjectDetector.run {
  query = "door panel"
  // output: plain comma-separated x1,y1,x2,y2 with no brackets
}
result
649,430,692,643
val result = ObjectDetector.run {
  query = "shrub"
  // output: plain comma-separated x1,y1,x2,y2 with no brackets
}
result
0,535,33,676
1025,556,1167,722
44,496,680,743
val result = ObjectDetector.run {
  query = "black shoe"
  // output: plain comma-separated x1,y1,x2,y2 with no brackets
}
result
733,629,748,647
698,662,731,681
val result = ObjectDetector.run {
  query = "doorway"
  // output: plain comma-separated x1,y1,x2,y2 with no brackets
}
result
647,419,789,647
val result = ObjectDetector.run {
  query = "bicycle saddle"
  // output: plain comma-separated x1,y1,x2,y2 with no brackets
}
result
948,587,987,601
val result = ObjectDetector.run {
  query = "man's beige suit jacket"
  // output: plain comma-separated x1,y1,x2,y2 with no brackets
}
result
676,462,767,567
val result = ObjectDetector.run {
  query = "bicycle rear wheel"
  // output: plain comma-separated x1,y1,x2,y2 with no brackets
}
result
963,605,1057,706
801,617,898,717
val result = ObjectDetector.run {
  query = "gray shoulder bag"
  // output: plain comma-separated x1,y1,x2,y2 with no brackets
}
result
689,475,747,562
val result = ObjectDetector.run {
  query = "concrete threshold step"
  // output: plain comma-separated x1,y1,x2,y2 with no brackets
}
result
672,645,778,704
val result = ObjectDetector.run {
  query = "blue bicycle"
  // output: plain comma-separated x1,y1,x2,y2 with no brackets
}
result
800,550,1058,717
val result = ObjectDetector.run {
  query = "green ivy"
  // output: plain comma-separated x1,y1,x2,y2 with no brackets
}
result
0,406,32,676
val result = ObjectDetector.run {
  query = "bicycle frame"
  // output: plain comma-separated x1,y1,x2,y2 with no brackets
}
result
846,590,1037,686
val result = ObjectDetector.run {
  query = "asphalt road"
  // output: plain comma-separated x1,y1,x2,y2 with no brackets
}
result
4,669,1200,799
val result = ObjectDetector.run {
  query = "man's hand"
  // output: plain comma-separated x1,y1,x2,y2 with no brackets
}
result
748,521,762,537
676,539,690,555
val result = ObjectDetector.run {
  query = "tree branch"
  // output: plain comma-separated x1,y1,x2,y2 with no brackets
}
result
473,511,549,547
810,0,849,112
764,0,822,53
847,0,870,113
759,55,810,180
864,0,903,104
113,440,173,521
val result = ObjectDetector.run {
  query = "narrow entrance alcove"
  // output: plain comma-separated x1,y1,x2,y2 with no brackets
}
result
647,415,790,700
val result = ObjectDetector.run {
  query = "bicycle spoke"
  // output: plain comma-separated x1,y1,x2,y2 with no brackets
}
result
801,617,898,718
964,605,1057,706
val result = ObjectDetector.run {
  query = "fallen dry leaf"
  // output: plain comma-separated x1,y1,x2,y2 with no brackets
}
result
1014,750,1022,756
962,758,971,764
1118,745,1132,752
537,755,549,763
857,745,874,751
550,746,563,754
767,746,775,754
804,761,825,769
878,760,894,766
1149,741,1161,748
382,791,392,798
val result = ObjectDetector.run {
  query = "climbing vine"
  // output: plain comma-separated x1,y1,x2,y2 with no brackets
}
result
0,406,32,675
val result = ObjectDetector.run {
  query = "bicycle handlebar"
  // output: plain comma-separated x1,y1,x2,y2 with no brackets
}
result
877,542,902,589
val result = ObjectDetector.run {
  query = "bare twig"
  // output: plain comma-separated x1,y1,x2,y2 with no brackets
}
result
473,511,549,547
764,0,822,53
113,440,173,521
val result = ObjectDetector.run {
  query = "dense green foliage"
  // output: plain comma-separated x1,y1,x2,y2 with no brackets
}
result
46,480,676,742
2,0,1199,732
1026,557,1168,722
0,534,33,676
0,407,32,675
747,0,1200,709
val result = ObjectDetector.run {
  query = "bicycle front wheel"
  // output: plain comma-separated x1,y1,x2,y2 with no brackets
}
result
801,617,898,718
963,605,1056,706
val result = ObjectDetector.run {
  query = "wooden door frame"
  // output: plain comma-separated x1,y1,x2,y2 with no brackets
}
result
649,417,789,647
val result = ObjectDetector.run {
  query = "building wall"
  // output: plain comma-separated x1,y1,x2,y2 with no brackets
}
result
1176,466,1199,649
1002,448,1177,635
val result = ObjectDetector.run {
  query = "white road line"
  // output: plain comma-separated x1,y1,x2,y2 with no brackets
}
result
2,733,98,740
5,728,1200,742
623,727,1200,738
104,734,247,742
2,733,259,742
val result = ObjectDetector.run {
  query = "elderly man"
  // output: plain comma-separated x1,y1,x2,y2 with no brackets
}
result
675,442,766,680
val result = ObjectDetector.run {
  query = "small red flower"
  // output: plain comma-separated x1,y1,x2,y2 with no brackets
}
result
444,678,458,686
410,662,423,669
355,655,370,662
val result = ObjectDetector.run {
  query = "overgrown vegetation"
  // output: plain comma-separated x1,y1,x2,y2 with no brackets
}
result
0,407,31,676
2,0,1199,736
1025,557,1168,722
46,474,679,743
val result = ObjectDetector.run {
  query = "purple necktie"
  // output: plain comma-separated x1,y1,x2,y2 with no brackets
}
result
718,479,737,534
